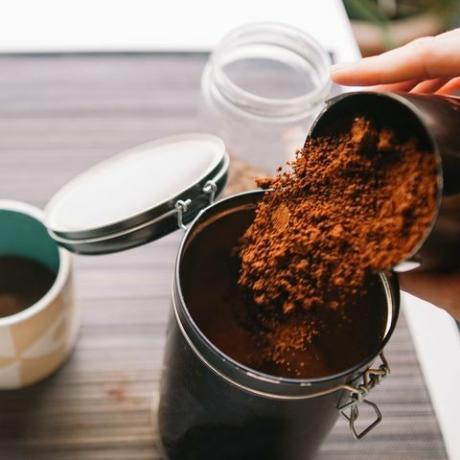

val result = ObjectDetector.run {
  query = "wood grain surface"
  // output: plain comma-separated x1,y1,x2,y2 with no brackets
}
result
0,54,447,459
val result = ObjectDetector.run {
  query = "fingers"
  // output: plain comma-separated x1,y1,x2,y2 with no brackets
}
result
368,77,459,95
331,28,460,86
370,79,421,93
436,77,460,95
411,78,450,94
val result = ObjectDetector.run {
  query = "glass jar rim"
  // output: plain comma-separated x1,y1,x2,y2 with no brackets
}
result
204,22,332,121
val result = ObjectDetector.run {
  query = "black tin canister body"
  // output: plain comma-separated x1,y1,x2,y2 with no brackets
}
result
309,91,460,270
158,191,400,460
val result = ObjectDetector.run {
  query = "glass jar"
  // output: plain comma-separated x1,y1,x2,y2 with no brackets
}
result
201,22,332,173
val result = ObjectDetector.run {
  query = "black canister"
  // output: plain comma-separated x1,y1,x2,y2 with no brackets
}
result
158,190,400,460
309,91,460,270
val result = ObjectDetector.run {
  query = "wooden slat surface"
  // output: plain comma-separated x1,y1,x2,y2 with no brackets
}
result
0,54,447,460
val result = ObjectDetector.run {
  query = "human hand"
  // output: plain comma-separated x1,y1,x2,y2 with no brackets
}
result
401,271,460,321
331,28,460,95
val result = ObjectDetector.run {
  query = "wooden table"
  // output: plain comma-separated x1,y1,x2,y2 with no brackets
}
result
0,54,448,459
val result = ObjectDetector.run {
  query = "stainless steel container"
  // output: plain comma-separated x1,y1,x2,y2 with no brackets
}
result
309,91,460,270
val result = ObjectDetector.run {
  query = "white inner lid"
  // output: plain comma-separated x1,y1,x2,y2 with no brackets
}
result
45,133,226,234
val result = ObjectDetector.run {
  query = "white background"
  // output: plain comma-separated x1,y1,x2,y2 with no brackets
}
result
0,0,359,61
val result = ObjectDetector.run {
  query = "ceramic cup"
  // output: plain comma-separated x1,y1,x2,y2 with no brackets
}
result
0,200,77,389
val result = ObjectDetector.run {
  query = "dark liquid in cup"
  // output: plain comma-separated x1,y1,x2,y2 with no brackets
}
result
0,256,56,318
181,205,388,379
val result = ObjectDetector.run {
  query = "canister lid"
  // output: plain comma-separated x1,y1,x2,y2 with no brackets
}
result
44,133,229,254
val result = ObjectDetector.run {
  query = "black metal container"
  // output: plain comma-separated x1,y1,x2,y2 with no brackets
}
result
158,190,400,460
309,92,460,270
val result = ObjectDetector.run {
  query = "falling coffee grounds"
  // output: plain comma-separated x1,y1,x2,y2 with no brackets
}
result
181,204,389,378
234,117,438,373
182,116,437,379
239,117,438,313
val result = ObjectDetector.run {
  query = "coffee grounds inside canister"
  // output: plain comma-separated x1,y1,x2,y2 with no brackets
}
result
238,117,438,361
182,204,389,379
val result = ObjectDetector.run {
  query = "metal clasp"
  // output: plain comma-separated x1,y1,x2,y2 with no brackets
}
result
338,353,390,439
203,180,217,205
175,199,192,230
174,181,216,232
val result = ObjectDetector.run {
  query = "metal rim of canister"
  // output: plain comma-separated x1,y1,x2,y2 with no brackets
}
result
172,290,392,404
171,190,400,400
170,294,391,438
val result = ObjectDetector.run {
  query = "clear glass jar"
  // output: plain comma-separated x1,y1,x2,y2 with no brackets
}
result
201,22,332,173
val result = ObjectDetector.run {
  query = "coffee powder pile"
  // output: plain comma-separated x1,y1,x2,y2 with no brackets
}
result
238,117,438,359
183,204,389,378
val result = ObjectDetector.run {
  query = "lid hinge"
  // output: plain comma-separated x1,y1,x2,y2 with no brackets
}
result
175,199,192,230
175,181,218,231
203,180,217,204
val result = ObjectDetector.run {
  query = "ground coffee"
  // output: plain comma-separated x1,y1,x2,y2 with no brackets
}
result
0,256,56,318
239,117,437,314
236,117,437,368
181,204,388,378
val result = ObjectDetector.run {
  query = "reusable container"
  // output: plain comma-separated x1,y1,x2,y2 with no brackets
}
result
0,200,76,389
310,91,460,271
42,132,401,460
201,22,332,173
158,190,400,460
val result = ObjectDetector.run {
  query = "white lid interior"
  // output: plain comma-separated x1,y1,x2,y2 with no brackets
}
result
45,133,226,234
